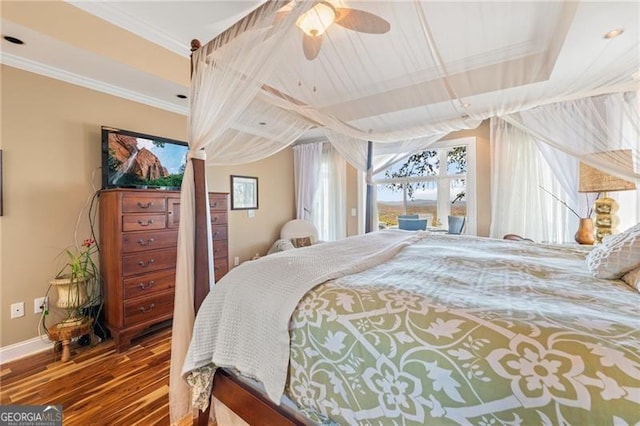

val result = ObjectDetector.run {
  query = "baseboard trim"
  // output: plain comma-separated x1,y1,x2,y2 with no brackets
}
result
0,336,54,364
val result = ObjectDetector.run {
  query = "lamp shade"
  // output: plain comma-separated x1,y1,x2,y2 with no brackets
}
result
578,149,637,193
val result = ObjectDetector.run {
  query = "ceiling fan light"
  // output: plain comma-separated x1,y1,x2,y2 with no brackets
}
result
296,2,336,37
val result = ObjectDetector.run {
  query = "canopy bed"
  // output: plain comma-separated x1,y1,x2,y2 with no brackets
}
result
167,1,640,425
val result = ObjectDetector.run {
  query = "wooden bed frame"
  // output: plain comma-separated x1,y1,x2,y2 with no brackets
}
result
188,36,313,425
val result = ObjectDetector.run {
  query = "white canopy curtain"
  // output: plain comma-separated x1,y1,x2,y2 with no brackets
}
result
293,142,323,219
490,118,579,242
170,1,639,422
492,90,640,241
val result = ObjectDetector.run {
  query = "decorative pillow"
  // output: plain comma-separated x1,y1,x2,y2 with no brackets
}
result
586,222,640,279
291,236,312,248
266,238,295,255
621,267,640,293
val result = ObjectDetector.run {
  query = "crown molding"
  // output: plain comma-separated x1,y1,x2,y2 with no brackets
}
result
0,53,188,116
67,1,188,57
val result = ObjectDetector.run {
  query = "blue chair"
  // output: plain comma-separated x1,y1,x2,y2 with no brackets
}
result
398,217,428,231
447,215,466,234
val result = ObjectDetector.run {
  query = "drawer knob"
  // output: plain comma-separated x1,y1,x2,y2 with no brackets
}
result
137,238,155,246
139,303,155,313
137,201,154,209
137,259,155,267
212,202,218,208
213,232,219,238
137,219,154,227
139,281,155,290
212,216,218,222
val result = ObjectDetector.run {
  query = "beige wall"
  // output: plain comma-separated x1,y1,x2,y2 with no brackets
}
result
0,66,295,346
207,150,296,266
345,164,359,236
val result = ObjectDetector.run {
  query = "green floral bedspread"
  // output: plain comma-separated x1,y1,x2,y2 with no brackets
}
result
286,234,640,425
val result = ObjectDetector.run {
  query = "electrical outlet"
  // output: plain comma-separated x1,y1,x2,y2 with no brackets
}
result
233,256,240,266
34,297,47,314
10,302,25,319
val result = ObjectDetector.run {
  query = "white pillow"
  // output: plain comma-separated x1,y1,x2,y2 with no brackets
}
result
586,222,640,279
622,267,640,293
266,238,295,255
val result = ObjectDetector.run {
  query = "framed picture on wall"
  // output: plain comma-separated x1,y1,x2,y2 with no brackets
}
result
230,175,258,210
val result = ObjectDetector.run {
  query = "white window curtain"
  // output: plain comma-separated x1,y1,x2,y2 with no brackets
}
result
293,143,323,220
312,144,347,241
490,117,578,242
498,91,640,235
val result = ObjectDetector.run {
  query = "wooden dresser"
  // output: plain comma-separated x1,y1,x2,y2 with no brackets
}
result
99,189,229,352
209,192,230,282
99,189,179,352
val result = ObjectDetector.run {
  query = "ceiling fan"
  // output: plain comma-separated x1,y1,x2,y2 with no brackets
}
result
290,1,390,60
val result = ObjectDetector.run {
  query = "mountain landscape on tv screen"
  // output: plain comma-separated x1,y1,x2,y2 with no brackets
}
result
108,133,186,188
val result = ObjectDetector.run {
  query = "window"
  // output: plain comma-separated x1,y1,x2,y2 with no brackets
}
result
373,138,476,233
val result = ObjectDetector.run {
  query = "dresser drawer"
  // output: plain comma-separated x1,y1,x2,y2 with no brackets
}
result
124,270,175,299
122,214,166,232
214,257,229,282
122,230,178,253
122,248,177,277
210,195,228,212
211,224,227,241
212,239,228,259
210,211,227,225
123,290,174,327
122,196,166,213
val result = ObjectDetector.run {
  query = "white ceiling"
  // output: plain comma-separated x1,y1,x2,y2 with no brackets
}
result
0,1,265,115
68,0,265,57
1,1,637,133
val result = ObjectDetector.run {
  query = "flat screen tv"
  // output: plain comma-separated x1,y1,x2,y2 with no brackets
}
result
101,127,188,190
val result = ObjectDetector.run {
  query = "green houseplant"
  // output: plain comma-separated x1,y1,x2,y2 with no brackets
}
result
49,238,100,327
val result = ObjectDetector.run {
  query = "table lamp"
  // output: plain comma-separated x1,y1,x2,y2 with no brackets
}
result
578,149,636,242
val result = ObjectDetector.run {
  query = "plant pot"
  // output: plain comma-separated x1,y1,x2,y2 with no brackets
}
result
50,276,89,309
574,218,595,245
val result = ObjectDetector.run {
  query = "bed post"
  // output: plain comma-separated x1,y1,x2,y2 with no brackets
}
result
190,38,213,426
365,140,373,233
190,39,210,314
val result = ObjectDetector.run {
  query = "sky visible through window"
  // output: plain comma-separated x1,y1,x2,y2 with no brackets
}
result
375,154,464,202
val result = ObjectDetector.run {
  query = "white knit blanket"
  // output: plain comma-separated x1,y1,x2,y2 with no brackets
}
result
182,229,426,404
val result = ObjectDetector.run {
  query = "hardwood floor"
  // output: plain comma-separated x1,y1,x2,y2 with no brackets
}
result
0,327,194,425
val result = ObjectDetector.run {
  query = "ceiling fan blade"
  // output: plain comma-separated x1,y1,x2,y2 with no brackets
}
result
303,33,323,61
334,8,390,34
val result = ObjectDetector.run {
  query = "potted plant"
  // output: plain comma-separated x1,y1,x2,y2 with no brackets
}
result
49,238,100,327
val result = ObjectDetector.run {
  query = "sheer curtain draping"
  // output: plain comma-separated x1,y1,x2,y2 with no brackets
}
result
169,3,313,423
312,143,347,241
293,143,323,219
171,0,639,422
490,118,578,242
492,91,640,240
